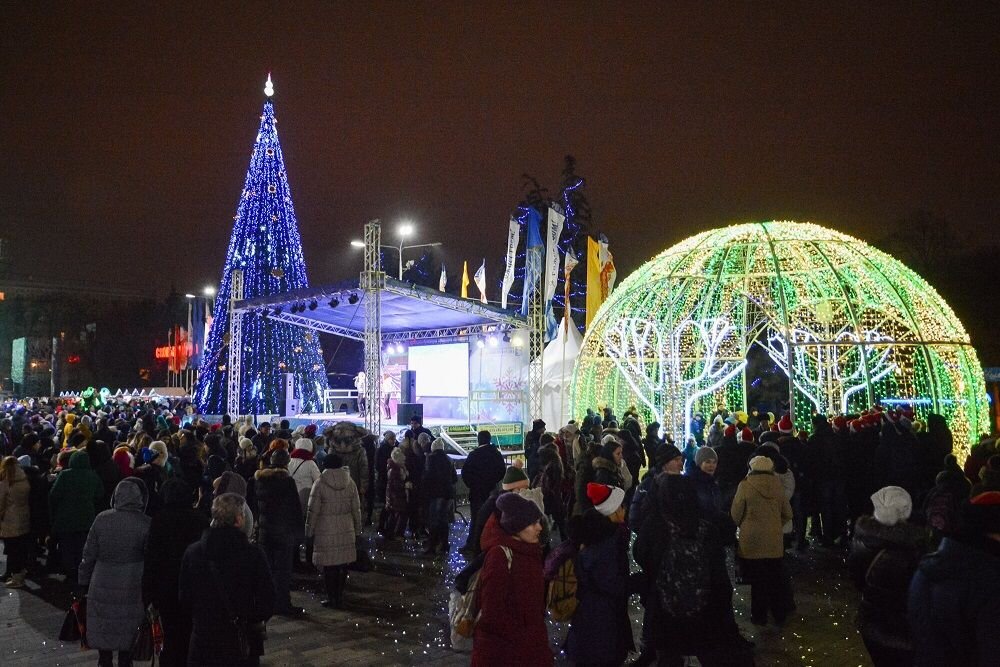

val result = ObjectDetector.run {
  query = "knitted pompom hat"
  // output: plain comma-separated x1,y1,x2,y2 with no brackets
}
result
749,455,774,472
496,491,543,534
586,482,625,516
501,465,530,490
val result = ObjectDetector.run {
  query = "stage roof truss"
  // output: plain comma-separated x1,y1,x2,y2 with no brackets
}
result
233,276,528,341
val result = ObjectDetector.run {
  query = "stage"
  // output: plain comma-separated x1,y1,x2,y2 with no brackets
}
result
285,412,474,432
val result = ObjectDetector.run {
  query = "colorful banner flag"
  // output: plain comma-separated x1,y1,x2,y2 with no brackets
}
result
500,217,520,309
439,263,447,292
461,260,470,299
473,259,487,304
543,206,565,305
586,235,617,328
520,207,543,317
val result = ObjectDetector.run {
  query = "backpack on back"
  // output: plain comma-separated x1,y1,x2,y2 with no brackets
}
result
546,556,578,621
449,545,512,652
656,519,712,618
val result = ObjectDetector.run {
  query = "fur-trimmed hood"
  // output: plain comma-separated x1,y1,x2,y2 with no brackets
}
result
255,467,290,480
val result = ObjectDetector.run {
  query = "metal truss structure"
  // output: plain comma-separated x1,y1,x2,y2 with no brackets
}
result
527,247,545,422
226,269,244,418
362,220,383,437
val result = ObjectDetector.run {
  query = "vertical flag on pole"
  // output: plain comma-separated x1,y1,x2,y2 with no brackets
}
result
586,237,602,328
439,263,447,292
563,250,578,331
473,260,487,304
543,206,565,340
586,235,617,328
461,261,470,299
520,207,543,317
500,217,519,309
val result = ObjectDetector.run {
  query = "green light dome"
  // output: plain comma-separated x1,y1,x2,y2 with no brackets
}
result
572,221,988,455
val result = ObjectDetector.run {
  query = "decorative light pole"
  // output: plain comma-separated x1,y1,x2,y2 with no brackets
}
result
350,222,441,279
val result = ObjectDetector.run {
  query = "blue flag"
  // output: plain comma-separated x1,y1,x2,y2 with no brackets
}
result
520,208,543,317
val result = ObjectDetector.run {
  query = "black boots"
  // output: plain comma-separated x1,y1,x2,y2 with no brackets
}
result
322,567,347,609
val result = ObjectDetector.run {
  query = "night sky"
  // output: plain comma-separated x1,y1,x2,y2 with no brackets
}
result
4,4,999,297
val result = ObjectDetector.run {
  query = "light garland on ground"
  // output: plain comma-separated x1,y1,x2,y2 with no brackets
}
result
572,221,989,455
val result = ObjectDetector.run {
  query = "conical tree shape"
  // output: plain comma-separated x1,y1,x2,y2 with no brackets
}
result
195,82,327,415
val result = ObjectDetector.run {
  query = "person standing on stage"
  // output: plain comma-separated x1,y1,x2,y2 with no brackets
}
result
354,371,367,417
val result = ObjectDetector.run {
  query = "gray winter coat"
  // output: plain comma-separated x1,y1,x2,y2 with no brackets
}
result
333,440,369,496
79,478,151,651
305,467,361,567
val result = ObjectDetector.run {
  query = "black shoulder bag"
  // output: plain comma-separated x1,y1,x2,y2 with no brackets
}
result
206,560,251,660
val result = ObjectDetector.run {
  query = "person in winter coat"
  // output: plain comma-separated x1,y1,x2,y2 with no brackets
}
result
918,414,953,490
87,440,122,513
134,440,170,517
142,479,209,667
251,449,304,616
326,422,369,501
305,453,361,608
523,418,546,481
235,437,260,482
731,455,794,626
963,437,996,485
471,491,552,667
847,486,927,666
179,493,275,667
970,455,1000,497
460,430,506,553
923,464,970,547
375,431,396,531
79,478,151,667
908,491,1000,667
49,449,103,583
288,438,321,517
422,438,457,555
714,426,752,509
573,441,603,516
0,456,32,587
641,422,663,469
873,419,920,498
563,484,633,666
383,447,410,539
592,437,627,490
634,473,749,666
361,433,377,524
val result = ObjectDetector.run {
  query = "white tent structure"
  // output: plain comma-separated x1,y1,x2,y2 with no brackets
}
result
540,318,583,428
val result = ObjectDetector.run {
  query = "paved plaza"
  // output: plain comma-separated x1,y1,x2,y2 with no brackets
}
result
0,513,872,666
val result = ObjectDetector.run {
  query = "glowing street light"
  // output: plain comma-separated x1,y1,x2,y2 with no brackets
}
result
348,220,441,279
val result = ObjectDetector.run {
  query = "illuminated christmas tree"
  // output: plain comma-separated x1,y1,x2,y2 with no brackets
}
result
195,75,327,415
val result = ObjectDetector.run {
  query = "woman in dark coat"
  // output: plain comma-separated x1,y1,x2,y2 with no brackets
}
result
422,438,457,555
563,492,633,666
592,439,626,489
250,450,303,615
471,492,552,667
79,478,151,667
848,486,926,666
143,479,209,667
635,473,750,665
87,440,122,513
179,493,274,667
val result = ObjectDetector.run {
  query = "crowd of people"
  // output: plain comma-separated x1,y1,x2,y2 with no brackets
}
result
1,397,999,666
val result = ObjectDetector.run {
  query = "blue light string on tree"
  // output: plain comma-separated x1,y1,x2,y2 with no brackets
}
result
195,87,328,415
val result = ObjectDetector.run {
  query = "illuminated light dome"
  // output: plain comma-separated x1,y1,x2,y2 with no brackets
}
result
572,221,988,457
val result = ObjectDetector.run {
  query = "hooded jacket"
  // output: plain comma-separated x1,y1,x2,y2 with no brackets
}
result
731,471,792,559
49,450,104,534
305,467,361,567
251,467,303,543
0,465,31,538
79,478,152,651
334,439,369,496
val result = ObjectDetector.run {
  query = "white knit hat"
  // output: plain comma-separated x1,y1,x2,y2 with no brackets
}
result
871,486,912,526
294,437,314,453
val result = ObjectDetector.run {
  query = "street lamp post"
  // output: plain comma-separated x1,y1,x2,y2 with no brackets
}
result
351,222,441,280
